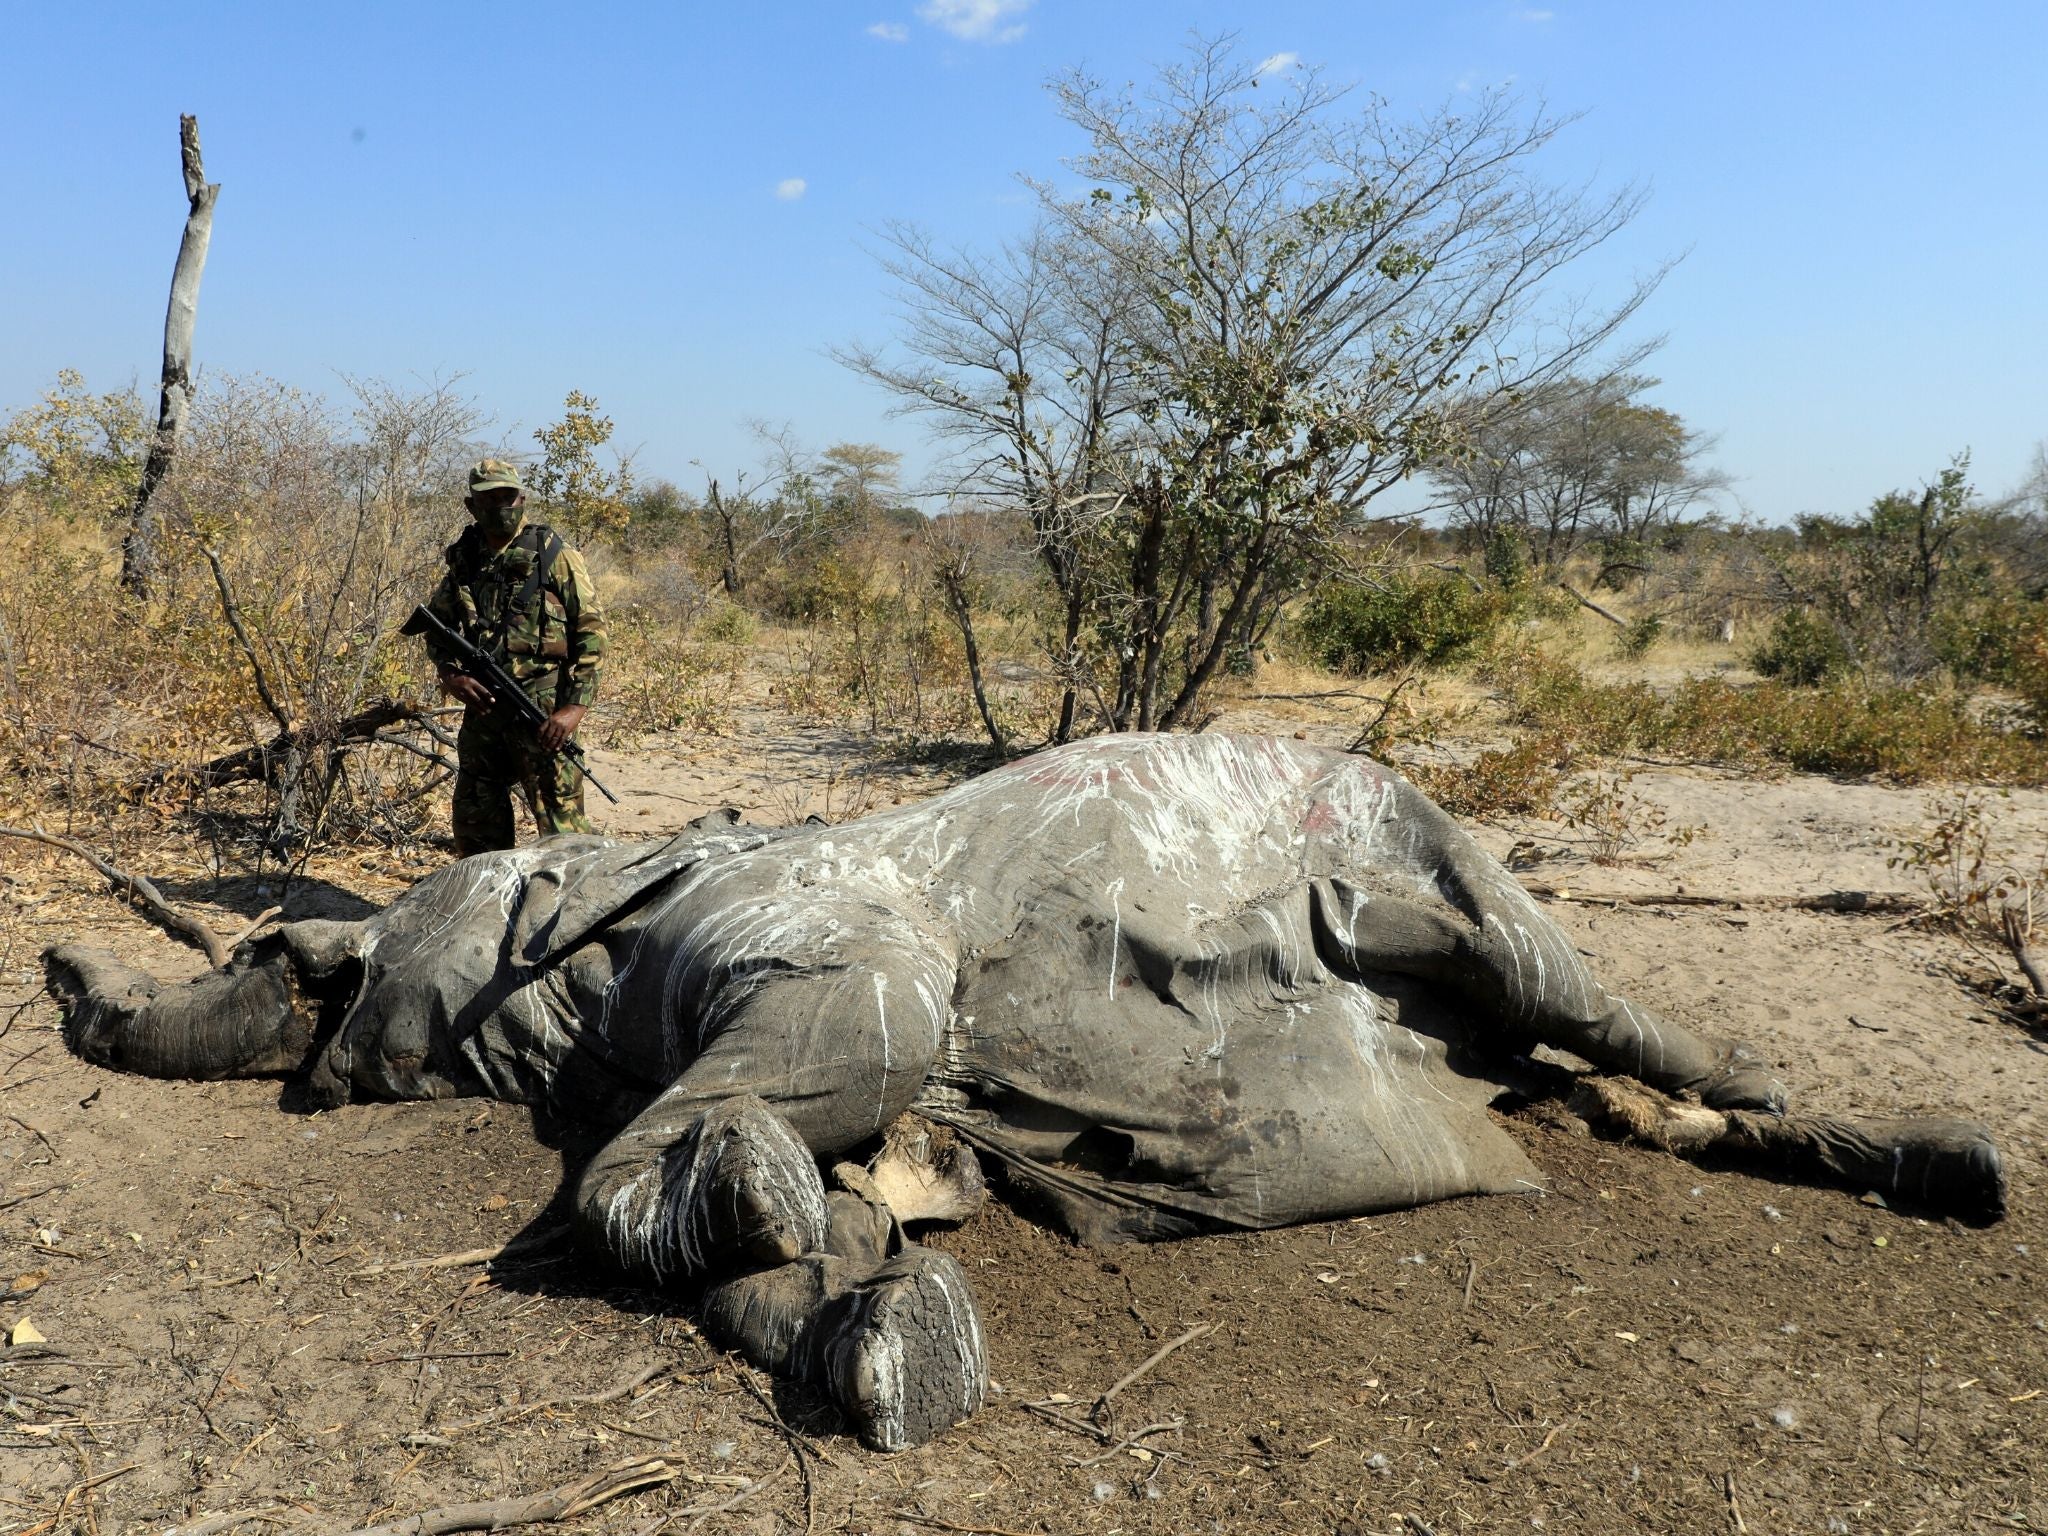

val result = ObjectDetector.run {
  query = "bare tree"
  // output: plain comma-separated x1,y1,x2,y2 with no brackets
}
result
843,37,1661,735
122,114,221,599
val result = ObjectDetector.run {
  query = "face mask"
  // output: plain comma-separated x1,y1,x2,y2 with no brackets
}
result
471,501,523,540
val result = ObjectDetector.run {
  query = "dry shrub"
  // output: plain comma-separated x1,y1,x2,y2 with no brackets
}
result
599,606,746,744
1475,642,2048,786
1887,788,2045,937
1,371,488,858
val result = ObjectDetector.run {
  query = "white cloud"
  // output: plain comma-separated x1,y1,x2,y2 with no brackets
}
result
866,20,909,42
775,178,808,201
916,0,1032,44
1255,51,1300,79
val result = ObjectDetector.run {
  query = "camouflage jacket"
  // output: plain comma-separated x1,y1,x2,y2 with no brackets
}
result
424,521,607,709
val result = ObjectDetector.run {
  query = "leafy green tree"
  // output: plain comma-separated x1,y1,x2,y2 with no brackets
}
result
0,370,150,523
1773,458,1991,682
530,390,634,543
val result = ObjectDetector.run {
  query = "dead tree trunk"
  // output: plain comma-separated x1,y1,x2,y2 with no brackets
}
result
931,549,1008,755
707,479,743,595
121,114,221,600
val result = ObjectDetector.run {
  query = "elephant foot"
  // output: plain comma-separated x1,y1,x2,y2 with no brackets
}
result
679,1105,831,1277
1729,1111,2007,1224
703,1238,988,1452
43,944,159,1068
814,1246,988,1451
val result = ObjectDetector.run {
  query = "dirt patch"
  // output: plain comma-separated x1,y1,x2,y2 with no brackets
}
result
4,707,2045,1534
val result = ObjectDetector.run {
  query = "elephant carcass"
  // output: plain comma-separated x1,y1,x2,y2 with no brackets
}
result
44,734,2006,1450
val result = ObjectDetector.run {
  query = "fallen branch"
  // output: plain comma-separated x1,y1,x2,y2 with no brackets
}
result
1556,582,1627,628
151,696,424,792
221,906,284,953
0,825,228,967
372,731,459,772
340,1455,678,1536
1524,884,1922,917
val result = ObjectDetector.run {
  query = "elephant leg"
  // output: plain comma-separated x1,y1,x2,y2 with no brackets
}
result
574,959,946,1282
1312,880,1785,1111
44,922,357,1081
700,1192,989,1451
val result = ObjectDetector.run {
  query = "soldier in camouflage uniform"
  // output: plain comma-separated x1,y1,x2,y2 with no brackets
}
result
421,459,608,856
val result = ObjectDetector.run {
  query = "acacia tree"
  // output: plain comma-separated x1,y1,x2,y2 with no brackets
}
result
1428,374,1724,581
843,37,1660,736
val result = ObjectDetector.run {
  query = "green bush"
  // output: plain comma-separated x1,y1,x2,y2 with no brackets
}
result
1298,572,1510,674
1616,613,1664,659
1749,608,1850,686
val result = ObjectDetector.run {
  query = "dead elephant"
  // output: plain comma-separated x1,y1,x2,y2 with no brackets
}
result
44,734,2006,1450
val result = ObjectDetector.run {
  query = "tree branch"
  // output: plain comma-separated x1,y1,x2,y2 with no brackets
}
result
0,825,229,967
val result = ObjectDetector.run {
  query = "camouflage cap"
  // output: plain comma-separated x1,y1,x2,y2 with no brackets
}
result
467,458,524,496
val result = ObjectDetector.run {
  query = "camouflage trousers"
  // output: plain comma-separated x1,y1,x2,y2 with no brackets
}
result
452,697,592,858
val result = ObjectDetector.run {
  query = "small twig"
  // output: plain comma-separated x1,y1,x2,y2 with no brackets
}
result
677,1458,787,1535
1462,1258,1480,1310
1019,1400,1118,1442
1068,1418,1185,1467
426,1361,676,1437
15,1463,138,1536
166,1507,289,1536
360,1350,511,1367
1722,1468,1747,1532
339,1455,679,1536
0,1184,68,1214
351,1228,569,1278
4,1114,57,1159
738,1370,818,1536
1524,883,1922,917
198,543,293,734
2002,894,2045,999
1090,1322,1214,1423
1506,1420,1569,1471
892,1513,1045,1536
0,825,230,967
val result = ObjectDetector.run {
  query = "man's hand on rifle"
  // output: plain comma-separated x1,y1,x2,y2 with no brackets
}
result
538,704,587,752
440,668,494,710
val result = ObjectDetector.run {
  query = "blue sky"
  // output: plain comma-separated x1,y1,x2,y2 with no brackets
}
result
4,1,2042,521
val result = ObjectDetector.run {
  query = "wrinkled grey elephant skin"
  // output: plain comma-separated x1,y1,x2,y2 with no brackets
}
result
43,734,2006,1450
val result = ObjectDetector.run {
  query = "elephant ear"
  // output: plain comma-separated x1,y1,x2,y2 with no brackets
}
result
508,826,779,968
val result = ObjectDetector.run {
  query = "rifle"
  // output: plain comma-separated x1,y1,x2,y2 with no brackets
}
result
400,604,619,804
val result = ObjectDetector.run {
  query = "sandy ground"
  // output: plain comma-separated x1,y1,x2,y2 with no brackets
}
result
3,683,2045,1535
